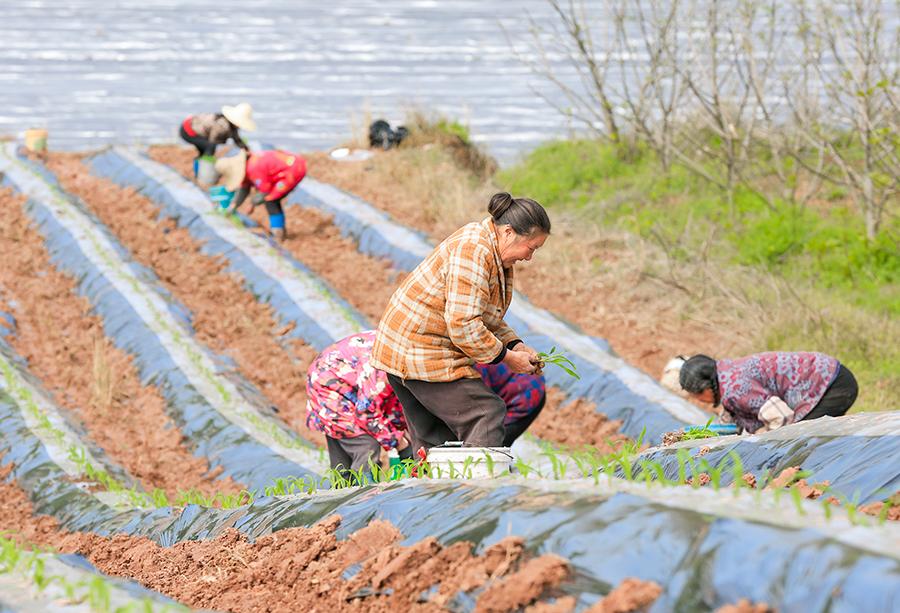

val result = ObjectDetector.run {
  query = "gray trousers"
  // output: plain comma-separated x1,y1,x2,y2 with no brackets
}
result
326,434,381,482
386,373,506,452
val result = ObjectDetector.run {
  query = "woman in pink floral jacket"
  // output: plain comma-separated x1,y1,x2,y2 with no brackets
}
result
306,331,546,482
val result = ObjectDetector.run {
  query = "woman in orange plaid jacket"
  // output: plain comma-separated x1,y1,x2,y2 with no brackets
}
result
371,192,551,453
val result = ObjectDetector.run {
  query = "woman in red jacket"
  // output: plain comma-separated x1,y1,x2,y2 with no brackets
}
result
215,149,306,242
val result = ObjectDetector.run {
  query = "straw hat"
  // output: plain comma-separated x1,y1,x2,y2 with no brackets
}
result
215,150,248,192
222,102,257,132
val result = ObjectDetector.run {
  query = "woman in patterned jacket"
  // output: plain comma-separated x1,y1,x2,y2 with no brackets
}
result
371,192,551,453
179,103,255,158
677,352,858,433
306,331,546,483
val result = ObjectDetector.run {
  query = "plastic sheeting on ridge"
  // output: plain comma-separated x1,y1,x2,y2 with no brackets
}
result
290,179,708,444
88,146,367,351
0,336,140,509
95,477,900,612
0,143,327,488
0,361,167,533
5,337,895,612
636,412,900,504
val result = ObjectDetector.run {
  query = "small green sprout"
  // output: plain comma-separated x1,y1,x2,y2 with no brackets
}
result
536,347,580,379
681,418,718,441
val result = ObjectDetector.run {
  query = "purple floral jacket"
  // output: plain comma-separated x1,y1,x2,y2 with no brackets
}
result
717,352,839,433
306,331,546,449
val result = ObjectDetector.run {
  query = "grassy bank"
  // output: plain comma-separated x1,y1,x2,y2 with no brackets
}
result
500,140,898,412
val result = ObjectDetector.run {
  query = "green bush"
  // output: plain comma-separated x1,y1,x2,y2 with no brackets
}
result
502,138,899,313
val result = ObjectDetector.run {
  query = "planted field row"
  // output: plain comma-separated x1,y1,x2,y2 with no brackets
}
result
0,187,234,502
1,144,326,490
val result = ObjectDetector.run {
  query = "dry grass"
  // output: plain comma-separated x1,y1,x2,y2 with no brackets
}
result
90,333,122,414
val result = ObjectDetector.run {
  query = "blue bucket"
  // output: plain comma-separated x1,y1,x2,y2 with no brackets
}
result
209,185,234,210
682,424,739,436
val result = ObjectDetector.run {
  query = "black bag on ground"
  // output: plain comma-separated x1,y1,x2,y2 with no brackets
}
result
369,119,407,150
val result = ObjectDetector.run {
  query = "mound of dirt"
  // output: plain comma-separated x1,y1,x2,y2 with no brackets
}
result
715,599,774,613
586,578,662,613
63,514,570,612
531,388,630,452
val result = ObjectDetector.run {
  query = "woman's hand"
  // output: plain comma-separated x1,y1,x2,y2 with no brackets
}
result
510,341,543,375
503,348,537,374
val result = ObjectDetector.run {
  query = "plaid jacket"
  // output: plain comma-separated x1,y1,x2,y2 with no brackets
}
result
371,217,519,381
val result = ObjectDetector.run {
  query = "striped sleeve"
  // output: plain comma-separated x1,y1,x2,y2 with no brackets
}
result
443,240,504,364
492,320,519,346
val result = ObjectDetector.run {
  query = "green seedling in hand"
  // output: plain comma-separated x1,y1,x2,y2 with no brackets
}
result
537,347,580,379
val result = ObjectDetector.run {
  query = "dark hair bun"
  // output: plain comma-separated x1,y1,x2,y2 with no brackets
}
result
488,192,514,220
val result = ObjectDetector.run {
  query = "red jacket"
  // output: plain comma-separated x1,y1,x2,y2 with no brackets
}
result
245,150,306,202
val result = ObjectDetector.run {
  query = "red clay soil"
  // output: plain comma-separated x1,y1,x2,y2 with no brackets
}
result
0,460,573,612
518,577,662,613
475,554,569,613
43,154,325,447
63,515,571,612
148,145,402,325
531,388,631,451
0,461,64,548
305,152,735,384
715,600,775,613
147,145,195,179
586,578,662,613
0,188,237,500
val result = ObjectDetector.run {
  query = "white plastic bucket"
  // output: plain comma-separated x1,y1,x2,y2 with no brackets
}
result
425,443,513,479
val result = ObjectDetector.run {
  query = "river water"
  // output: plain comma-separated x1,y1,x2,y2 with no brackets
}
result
4,1,895,163
0,0,590,162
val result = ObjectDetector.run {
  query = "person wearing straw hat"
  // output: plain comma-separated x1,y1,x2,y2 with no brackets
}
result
178,103,256,169
215,148,307,243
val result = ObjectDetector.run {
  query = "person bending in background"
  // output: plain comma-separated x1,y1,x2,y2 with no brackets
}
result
214,149,306,242
306,331,546,484
179,103,255,167
675,351,858,434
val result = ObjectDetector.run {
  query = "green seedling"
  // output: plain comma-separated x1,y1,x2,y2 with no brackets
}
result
542,451,567,480
484,452,496,477
877,496,897,525
462,456,478,479
822,497,834,520
681,418,717,441
514,457,535,478
789,487,807,516
86,576,111,611
536,347,580,379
